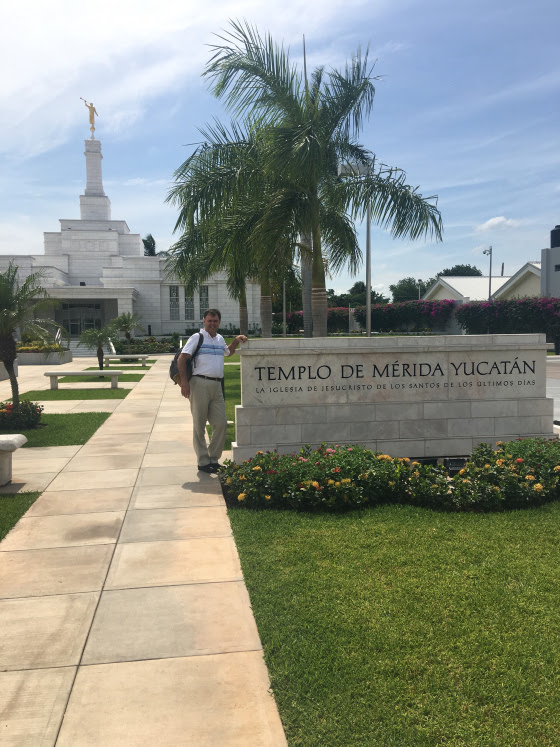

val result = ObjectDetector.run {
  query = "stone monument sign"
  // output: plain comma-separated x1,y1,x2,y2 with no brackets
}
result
232,334,553,461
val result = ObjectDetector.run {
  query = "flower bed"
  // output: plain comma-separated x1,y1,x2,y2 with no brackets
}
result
0,400,44,430
220,438,560,512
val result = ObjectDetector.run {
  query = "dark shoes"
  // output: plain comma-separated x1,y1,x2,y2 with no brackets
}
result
198,463,220,474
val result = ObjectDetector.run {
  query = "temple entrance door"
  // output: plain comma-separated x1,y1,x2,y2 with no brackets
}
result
69,319,81,336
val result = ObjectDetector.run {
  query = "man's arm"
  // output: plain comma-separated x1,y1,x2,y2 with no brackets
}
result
227,335,248,355
177,352,191,399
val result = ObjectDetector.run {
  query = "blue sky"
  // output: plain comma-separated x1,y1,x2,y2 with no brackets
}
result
1,0,559,298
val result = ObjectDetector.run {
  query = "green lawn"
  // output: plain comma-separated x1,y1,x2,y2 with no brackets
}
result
228,503,560,746
20,389,129,400
0,492,41,542
87,365,153,371
17,413,111,447
58,373,144,383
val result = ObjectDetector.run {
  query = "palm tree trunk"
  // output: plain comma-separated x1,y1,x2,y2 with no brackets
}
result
4,360,19,408
239,286,249,336
311,224,328,338
300,232,313,338
0,334,19,407
260,276,273,338
97,345,104,371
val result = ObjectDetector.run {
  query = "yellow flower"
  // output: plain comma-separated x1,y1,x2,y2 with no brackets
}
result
412,462,420,467
239,475,247,481
462,479,471,484
431,484,439,489
237,493,246,501
458,469,465,476
256,451,263,455
226,477,232,485
554,466,560,473
493,486,500,492
525,475,535,481
534,483,544,492
496,441,503,446
377,454,392,461
265,495,271,500
412,471,420,478
495,459,505,467
341,478,351,484
334,481,340,487
311,481,320,489
328,479,335,485
252,466,262,471
484,464,491,469
402,457,410,462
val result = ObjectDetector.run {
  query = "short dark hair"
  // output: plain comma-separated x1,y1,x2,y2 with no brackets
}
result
203,308,221,321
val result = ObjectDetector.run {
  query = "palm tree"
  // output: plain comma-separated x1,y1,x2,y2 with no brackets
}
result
78,324,117,370
202,21,443,336
113,312,145,342
0,263,62,407
168,122,301,338
168,120,354,337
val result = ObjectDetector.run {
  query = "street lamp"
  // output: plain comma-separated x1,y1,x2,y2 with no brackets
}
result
417,279,422,300
338,162,371,336
483,246,493,300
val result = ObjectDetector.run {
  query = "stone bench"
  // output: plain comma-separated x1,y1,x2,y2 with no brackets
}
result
0,434,27,487
44,370,124,389
103,354,150,367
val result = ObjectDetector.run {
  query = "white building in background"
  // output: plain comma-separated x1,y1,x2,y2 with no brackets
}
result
0,136,261,338
423,262,541,304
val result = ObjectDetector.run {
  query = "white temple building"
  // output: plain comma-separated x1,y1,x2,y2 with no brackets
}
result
0,135,260,338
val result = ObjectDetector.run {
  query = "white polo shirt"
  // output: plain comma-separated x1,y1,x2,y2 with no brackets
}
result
183,329,230,379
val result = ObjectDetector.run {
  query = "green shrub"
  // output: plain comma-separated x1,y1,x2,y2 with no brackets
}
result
220,438,560,513
16,343,66,354
113,338,171,354
0,400,43,430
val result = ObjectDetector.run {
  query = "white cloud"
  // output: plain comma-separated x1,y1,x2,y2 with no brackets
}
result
0,0,376,159
476,216,519,232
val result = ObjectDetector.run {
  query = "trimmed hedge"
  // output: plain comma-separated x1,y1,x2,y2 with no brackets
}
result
354,300,456,332
220,438,560,513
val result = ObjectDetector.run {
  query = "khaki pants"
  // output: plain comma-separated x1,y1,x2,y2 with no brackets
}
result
189,376,227,466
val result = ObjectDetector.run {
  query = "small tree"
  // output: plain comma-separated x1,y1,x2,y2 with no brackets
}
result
389,276,435,302
143,234,156,256
0,263,62,407
78,324,117,370
113,312,145,342
438,264,482,277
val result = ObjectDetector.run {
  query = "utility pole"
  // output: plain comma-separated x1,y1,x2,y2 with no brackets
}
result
483,246,493,300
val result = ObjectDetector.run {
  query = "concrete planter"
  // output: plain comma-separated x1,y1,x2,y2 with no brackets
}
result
0,361,18,381
17,351,73,365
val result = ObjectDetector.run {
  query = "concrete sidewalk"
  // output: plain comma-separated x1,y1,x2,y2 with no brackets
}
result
0,357,287,745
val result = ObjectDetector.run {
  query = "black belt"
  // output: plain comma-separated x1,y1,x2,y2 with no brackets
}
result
193,374,223,382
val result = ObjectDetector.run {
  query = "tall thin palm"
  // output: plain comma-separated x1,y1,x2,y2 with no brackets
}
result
0,263,62,407
204,21,443,336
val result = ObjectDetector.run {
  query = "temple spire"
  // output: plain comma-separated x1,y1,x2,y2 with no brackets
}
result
80,138,111,220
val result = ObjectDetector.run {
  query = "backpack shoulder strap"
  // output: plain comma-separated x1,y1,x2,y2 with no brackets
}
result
191,332,204,372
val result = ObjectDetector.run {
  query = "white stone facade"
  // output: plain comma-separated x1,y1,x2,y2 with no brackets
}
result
0,137,260,338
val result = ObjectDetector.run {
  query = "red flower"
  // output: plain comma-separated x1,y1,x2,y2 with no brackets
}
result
515,458,523,464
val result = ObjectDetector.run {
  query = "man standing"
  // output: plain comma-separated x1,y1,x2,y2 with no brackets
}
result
177,309,247,473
